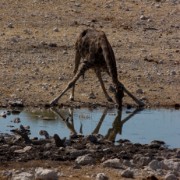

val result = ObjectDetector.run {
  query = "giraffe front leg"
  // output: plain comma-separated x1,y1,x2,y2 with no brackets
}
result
50,81,74,106
69,50,81,101
69,85,75,101
50,61,92,106
117,82,145,107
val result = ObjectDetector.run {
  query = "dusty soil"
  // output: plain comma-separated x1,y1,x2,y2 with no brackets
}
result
0,0,179,179
0,0,179,109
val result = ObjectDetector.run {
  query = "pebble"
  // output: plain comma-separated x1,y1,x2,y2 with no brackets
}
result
96,173,109,180
140,15,149,20
136,88,143,94
0,111,7,118
13,117,21,123
53,27,59,32
88,92,96,99
170,70,176,76
7,22,14,28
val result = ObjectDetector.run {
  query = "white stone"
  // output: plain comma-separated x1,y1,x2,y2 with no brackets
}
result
102,158,122,169
75,154,95,165
35,167,58,180
121,168,134,178
163,159,180,172
96,173,109,180
53,27,59,32
148,160,164,170
12,172,34,180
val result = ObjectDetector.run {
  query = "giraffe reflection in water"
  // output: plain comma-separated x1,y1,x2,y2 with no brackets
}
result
51,107,143,142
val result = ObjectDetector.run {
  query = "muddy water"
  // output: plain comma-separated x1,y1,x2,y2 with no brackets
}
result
0,107,180,148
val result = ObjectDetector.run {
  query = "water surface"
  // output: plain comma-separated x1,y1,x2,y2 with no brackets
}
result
0,107,179,148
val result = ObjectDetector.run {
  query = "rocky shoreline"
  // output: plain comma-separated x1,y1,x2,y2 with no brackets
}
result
0,123,180,180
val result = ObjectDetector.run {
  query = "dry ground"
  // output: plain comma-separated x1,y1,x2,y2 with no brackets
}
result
0,0,179,179
0,0,179,108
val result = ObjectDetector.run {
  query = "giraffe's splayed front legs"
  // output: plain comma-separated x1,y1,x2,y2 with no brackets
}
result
50,61,94,106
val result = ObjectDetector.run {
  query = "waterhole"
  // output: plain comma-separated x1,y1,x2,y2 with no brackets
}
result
0,107,179,148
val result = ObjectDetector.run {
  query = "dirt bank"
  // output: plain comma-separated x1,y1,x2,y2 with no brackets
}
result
0,0,179,109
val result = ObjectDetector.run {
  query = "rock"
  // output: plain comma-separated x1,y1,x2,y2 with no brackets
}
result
39,130,50,139
53,134,65,147
48,43,57,47
88,92,96,99
8,100,24,107
151,140,165,146
136,88,143,94
134,156,151,167
0,111,7,118
14,146,32,153
164,173,178,180
123,160,133,167
145,175,159,180
176,149,180,158
75,154,95,165
12,172,34,180
163,159,180,172
86,134,97,143
102,158,122,169
140,15,149,20
35,167,58,180
148,160,164,170
66,148,88,159
63,50,68,54
7,22,14,28
121,168,134,178
13,117,21,123
170,70,176,76
96,173,109,180
53,27,59,32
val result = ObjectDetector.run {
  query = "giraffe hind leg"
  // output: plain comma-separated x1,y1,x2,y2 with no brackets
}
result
95,70,113,102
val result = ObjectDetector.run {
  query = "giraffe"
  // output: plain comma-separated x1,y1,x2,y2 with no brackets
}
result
50,29,144,109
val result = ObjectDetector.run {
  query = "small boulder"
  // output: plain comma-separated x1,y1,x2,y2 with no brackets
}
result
75,154,95,165
121,168,134,178
164,173,178,180
12,172,34,180
35,167,58,180
148,160,163,170
102,158,122,169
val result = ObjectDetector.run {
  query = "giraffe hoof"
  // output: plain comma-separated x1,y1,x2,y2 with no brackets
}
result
69,96,74,101
107,97,113,102
138,101,145,107
50,99,58,106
